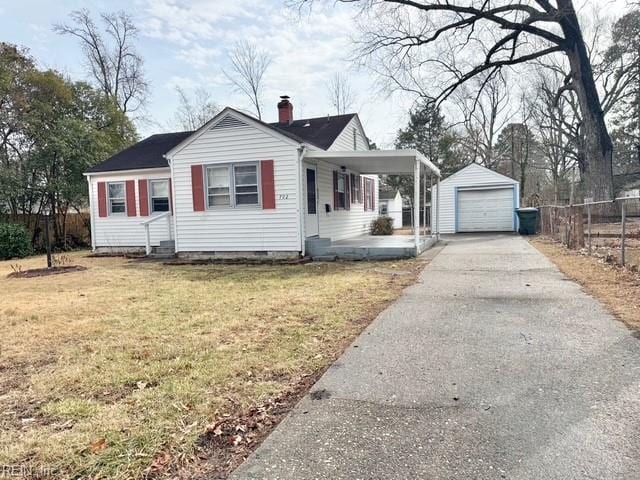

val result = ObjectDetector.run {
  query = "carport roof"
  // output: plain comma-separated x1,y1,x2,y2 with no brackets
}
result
304,149,441,177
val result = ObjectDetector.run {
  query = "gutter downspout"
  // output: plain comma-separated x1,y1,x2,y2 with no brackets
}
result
163,154,179,254
86,174,96,252
436,174,441,240
414,158,420,255
297,145,307,257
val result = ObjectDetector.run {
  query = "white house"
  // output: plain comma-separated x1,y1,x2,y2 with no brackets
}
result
85,97,441,259
432,163,520,234
378,189,404,229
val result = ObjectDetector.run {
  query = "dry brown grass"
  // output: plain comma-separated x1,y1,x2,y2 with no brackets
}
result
0,252,426,479
531,238,640,331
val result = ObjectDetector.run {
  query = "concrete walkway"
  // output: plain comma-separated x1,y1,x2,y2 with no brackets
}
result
232,234,640,480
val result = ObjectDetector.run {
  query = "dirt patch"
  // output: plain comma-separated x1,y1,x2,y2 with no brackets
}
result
148,371,325,480
531,237,640,331
163,257,313,266
7,265,86,278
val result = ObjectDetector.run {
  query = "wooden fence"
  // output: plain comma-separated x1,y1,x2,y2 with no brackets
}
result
1,213,91,250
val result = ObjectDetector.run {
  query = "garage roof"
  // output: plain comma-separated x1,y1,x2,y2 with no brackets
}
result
439,163,518,185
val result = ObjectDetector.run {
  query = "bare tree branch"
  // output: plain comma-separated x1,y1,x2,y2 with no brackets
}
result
54,9,148,115
173,87,220,131
223,40,272,120
327,73,356,114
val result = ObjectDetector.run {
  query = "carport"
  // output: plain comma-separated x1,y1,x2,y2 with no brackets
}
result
303,149,441,256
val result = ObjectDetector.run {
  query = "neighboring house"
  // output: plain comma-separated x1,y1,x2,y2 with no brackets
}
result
432,163,520,234
378,189,403,229
85,97,385,258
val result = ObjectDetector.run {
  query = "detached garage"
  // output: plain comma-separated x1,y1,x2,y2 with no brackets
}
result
433,164,520,234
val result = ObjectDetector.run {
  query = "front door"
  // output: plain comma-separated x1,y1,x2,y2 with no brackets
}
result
304,164,319,237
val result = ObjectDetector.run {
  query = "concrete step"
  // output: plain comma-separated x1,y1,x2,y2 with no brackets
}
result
311,255,337,262
147,253,176,260
305,237,332,256
151,246,175,255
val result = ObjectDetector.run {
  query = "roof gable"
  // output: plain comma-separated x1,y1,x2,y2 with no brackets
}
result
328,114,369,151
440,163,519,186
379,188,400,200
165,107,304,159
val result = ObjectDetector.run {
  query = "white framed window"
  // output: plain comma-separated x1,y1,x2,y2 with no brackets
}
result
351,173,361,203
233,164,259,205
336,173,347,209
365,177,375,211
108,182,126,215
206,162,260,208
207,166,231,207
150,179,170,213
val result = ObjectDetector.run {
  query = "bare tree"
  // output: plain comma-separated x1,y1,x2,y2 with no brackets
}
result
300,0,618,200
173,87,219,131
455,72,514,169
224,40,272,120
54,9,148,115
528,9,639,196
327,72,356,114
530,70,578,202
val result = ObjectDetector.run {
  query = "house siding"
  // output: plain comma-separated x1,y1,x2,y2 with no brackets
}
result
89,169,173,249
171,118,301,252
309,165,378,241
328,116,370,151
308,117,377,240
433,164,519,234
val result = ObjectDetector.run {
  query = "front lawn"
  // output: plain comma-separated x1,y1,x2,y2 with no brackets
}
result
0,252,425,479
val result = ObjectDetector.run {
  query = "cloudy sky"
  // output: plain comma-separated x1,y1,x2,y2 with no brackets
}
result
1,0,633,147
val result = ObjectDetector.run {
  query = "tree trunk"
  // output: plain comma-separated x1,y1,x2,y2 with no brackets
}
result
559,1,614,201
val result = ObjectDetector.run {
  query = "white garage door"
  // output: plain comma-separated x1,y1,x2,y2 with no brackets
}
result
457,188,514,232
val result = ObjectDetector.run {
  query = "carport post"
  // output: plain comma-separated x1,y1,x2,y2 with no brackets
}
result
414,158,420,254
436,175,441,239
621,200,626,267
422,170,427,236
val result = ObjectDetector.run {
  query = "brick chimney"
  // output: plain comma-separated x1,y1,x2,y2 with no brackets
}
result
278,95,293,125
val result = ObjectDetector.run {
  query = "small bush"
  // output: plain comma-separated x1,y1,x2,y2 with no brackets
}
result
371,216,394,235
0,223,33,260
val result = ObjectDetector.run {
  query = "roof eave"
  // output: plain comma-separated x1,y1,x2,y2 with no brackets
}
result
83,166,171,176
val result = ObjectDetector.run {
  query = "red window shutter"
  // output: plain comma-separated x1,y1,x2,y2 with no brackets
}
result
261,160,276,209
168,178,173,213
333,171,338,210
138,180,149,216
97,182,107,217
359,176,364,204
345,174,351,211
126,180,136,216
191,165,205,212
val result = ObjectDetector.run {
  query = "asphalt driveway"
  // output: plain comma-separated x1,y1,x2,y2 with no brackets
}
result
232,234,640,479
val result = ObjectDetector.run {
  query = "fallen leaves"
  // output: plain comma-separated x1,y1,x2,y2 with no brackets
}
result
90,438,107,454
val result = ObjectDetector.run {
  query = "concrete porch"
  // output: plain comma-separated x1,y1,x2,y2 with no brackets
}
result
306,234,437,260
302,149,443,261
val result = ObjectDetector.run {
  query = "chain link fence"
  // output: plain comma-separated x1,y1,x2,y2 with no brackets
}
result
537,196,640,270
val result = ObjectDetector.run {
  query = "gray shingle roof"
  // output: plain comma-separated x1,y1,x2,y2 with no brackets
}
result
86,131,193,173
86,111,359,174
